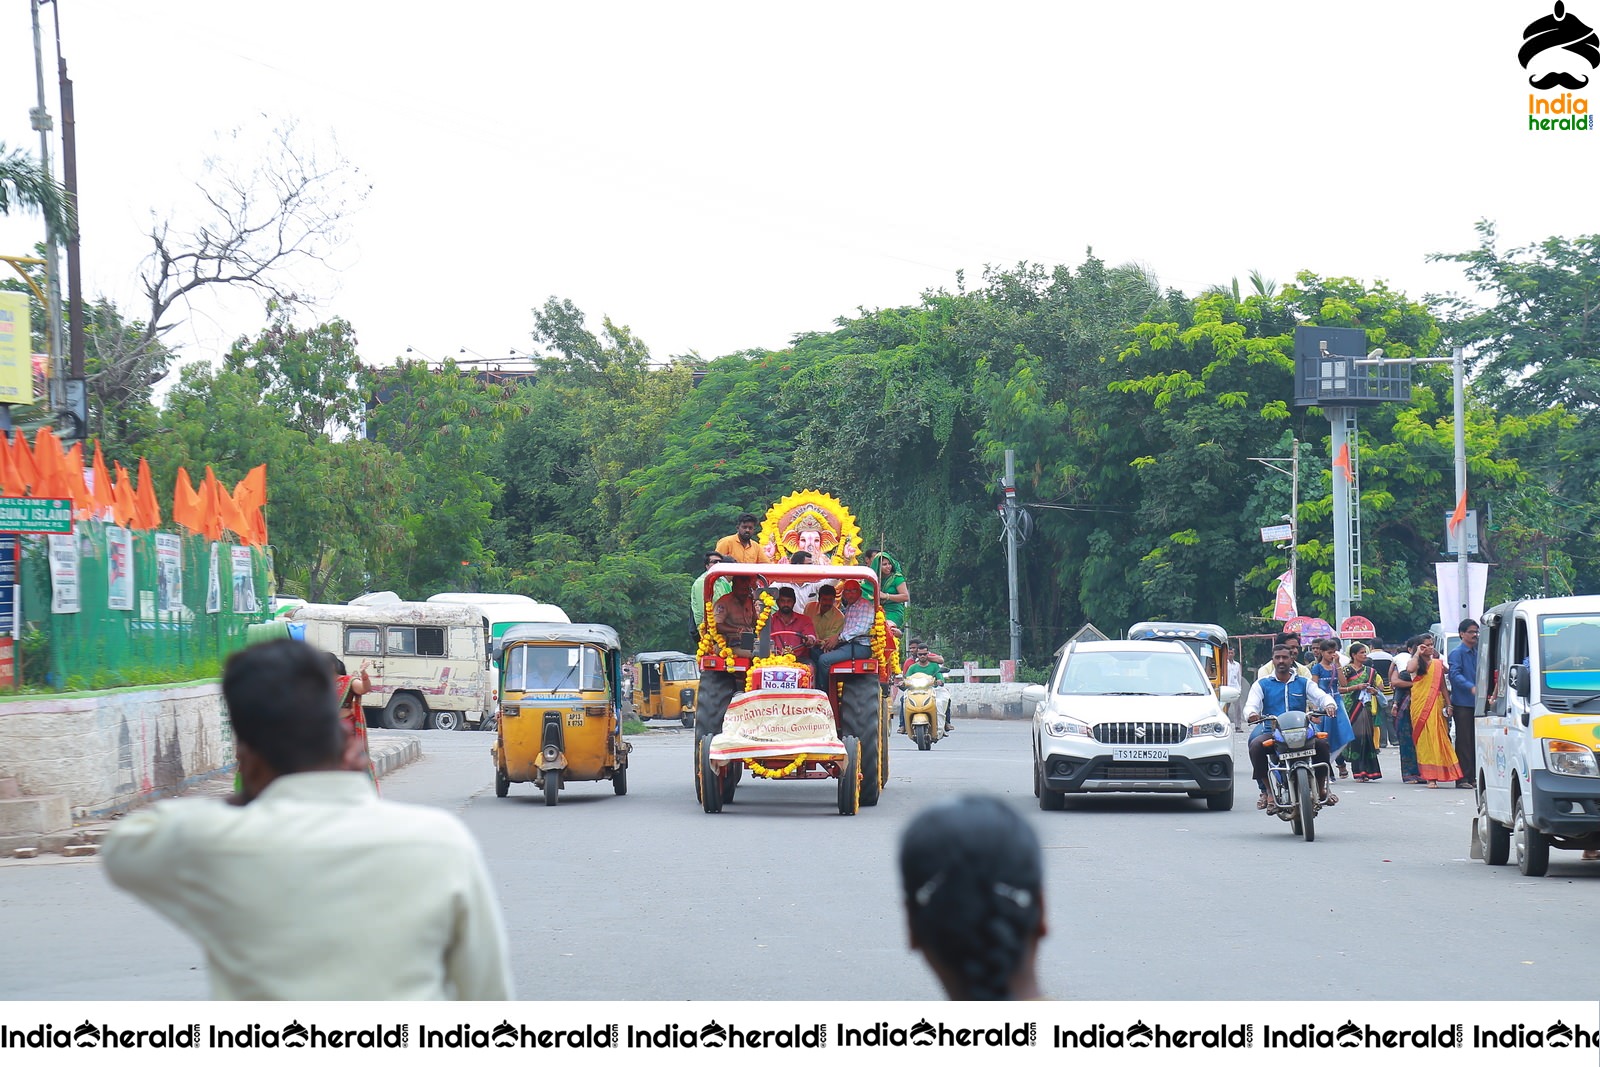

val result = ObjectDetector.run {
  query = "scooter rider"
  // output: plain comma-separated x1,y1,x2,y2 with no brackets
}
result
898,645,950,733
1244,644,1339,811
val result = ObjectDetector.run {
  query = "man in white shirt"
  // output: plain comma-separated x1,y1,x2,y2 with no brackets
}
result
102,639,513,1000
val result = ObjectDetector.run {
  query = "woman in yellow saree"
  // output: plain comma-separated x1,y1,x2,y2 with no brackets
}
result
1406,637,1462,787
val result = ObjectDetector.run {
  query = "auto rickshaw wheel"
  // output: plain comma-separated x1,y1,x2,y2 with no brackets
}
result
700,740,723,814
839,675,881,807
612,764,628,796
837,736,860,816
494,766,509,798
679,711,693,728
543,771,560,807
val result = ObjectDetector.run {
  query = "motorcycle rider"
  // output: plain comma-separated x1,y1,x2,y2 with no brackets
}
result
898,645,949,734
1243,644,1339,811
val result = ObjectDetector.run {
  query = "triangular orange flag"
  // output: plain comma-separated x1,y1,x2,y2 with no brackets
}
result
133,457,162,531
90,441,115,519
111,461,136,527
11,431,37,496
0,434,21,497
33,427,70,501
1448,489,1468,533
172,468,202,532
231,465,266,545
199,466,225,541
64,442,90,519
1332,443,1352,482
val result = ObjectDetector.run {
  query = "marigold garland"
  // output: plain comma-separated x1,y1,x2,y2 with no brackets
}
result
752,591,777,637
746,754,807,779
697,601,733,660
869,607,899,680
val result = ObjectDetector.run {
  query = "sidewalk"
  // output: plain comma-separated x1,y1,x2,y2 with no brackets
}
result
4,732,422,859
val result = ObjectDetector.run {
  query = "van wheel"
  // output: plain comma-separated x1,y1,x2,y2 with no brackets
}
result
494,767,509,798
1478,787,1510,866
1514,794,1549,876
428,709,462,732
383,694,425,730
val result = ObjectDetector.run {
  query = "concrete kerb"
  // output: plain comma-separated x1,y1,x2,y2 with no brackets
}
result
944,682,1031,721
3,731,423,858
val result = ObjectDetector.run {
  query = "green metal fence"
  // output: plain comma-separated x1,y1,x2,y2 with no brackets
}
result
17,523,269,691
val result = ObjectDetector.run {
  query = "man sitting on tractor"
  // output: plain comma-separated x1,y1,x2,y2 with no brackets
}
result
816,578,876,673
713,575,758,654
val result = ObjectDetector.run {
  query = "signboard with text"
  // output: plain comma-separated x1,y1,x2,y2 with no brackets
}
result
0,497,73,533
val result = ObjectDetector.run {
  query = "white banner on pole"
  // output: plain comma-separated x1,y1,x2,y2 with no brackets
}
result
48,534,79,614
1435,561,1490,628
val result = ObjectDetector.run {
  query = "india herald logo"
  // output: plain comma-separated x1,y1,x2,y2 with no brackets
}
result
1521,2,1600,89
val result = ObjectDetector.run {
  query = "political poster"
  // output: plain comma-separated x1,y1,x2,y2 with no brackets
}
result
206,543,221,614
106,526,133,611
155,533,182,613
0,291,34,405
48,534,79,614
230,546,258,614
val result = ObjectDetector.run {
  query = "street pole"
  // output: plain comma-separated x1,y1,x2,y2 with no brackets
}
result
30,0,65,397
1453,346,1470,626
1289,439,1299,609
1004,449,1020,667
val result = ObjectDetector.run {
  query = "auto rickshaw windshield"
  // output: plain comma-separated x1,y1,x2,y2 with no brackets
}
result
662,660,699,682
505,644,605,693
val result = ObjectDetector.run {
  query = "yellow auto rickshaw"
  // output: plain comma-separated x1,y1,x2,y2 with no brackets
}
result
631,651,700,727
491,623,629,806
1128,621,1231,697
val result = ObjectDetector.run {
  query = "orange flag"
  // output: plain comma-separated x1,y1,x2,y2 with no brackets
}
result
199,466,226,541
11,431,37,496
64,442,90,519
1448,489,1468,533
90,441,115,519
232,465,267,546
172,468,202,532
0,435,21,497
32,427,69,501
111,461,136,527
133,457,162,531
1332,443,1352,483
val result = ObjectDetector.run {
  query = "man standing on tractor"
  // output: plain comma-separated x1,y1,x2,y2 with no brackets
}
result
716,513,764,564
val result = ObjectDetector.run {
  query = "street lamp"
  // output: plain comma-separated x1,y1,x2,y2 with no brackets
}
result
1355,346,1469,625
1248,442,1300,614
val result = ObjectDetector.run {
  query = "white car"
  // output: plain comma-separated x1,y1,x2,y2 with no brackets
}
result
1026,640,1240,811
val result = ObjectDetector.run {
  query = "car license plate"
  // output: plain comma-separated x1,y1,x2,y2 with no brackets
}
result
1114,747,1168,761
566,711,586,727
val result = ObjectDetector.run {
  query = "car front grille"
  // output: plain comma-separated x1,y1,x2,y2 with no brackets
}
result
1089,762,1185,780
1091,721,1187,745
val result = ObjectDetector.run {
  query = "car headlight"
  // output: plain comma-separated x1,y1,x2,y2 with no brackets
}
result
1188,715,1230,738
1043,716,1093,738
1543,739,1600,777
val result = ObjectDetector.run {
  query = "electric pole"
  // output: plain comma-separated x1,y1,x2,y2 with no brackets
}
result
1003,449,1020,667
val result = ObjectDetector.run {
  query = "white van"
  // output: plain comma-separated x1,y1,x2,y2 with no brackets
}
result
287,602,494,731
426,592,570,637
1472,595,1600,876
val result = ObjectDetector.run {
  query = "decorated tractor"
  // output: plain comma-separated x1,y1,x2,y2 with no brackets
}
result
693,492,899,813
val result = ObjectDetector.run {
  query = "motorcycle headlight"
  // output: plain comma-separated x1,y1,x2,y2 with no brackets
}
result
1188,715,1230,738
1044,716,1092,738
1280,727,1309,749
1543,739,1600,778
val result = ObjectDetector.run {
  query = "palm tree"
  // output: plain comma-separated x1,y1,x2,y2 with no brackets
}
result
0,141,72,241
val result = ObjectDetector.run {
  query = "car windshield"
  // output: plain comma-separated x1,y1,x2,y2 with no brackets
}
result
662,660,699,682
1058,649,1209,696
1539,615,1600,694
505,645,604,693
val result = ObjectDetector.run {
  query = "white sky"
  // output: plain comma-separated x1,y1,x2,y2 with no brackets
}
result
1,0,1595,371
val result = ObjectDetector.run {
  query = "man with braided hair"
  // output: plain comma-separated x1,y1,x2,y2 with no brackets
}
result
898,795,1048,1001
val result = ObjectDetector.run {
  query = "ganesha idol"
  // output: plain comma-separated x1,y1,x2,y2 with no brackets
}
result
759,490,861,565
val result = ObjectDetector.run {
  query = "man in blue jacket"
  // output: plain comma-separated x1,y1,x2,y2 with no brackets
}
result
1447,618,1480,790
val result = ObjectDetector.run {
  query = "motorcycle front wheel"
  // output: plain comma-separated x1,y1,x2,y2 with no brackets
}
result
1294,765,1316,843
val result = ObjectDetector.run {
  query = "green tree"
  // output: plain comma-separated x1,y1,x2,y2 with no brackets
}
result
0,142,71,240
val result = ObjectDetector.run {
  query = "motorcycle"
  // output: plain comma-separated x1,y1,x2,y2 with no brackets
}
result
901,672,945,751
1261,709,1332,842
